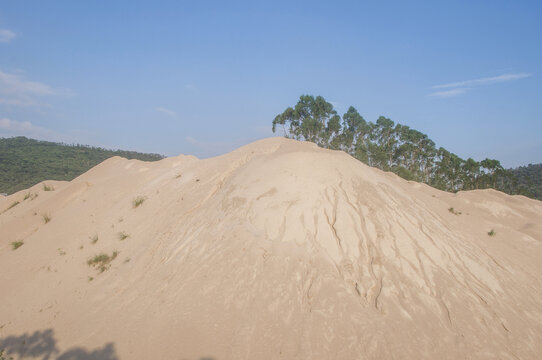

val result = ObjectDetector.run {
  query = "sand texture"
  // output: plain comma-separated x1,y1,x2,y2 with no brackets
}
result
1,137,542,359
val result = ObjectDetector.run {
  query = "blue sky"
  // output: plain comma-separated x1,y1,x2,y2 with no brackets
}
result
0,0,540,167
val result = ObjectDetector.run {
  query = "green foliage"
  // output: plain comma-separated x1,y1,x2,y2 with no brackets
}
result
0,136,164,195
117,231,129,240
498,163,542,200
488,229,496,236
132,196,146,208
87,251,118,273
11,241,23,250
42,183,54,191
273,95,536,199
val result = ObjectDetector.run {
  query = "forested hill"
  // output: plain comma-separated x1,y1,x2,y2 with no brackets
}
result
508,164,542,200
272,95,540,201
0,137,164,195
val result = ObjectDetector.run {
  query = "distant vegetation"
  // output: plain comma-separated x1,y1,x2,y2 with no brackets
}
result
0,136,164,195
505,164,542,200
273,95,540,200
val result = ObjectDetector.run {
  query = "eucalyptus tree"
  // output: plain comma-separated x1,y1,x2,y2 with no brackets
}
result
462,158,481,190
272,94,522,197
480,158,504,188
271,95,338,145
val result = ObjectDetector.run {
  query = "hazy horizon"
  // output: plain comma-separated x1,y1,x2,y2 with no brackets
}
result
0,1,541,167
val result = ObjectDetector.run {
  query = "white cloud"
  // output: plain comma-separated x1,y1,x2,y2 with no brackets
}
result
433,73,532,89
0,28,16,43
0,118,67,142
0,70,56,96
155,107,177,117
0,69,73,109
429,88,466,98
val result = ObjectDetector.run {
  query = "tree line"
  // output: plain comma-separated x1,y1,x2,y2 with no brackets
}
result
272,95,535,197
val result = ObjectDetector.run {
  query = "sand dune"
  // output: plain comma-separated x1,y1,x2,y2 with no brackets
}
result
1,137,542,359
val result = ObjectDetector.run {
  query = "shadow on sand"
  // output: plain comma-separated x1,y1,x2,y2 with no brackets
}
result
0,329,216,360
0,329,117,360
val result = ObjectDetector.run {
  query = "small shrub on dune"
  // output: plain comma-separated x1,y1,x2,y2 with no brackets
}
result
448,207,461,215
132,196,146,208
42,214,51,224
11,241,24,250
117,231,130,241
87,251,119,273
42,184,54,191
488,229,496,236
6,201,19,211
90,234,99,244
24,192,38,201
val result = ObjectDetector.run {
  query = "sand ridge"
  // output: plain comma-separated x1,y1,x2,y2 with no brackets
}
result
1,137,542,359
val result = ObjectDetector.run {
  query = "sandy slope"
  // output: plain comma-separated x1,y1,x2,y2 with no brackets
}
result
1,137,542,360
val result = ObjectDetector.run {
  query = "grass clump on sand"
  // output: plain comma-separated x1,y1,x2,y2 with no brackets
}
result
1,348,14,360
117,231,130,241
6,201,19,210
87,251,118,273
23,192,38,201
42,214,51,224
11,241,24,250
132,196,145,208
448,207,461,215
90,234,99,244
488,229,496,236
42,183,54,191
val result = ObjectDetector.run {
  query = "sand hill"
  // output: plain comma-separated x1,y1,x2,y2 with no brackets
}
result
1,137,542,359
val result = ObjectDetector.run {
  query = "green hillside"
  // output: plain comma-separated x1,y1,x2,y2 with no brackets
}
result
506,164,542,200
0,137,164,195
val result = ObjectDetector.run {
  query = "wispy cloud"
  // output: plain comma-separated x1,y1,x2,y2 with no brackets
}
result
429,88,466,98
433,73,532,89
0,70,56,96
429,72,532,99
0,118,67,142
0,69,73,109
0,28,16,43
155,107,177,117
